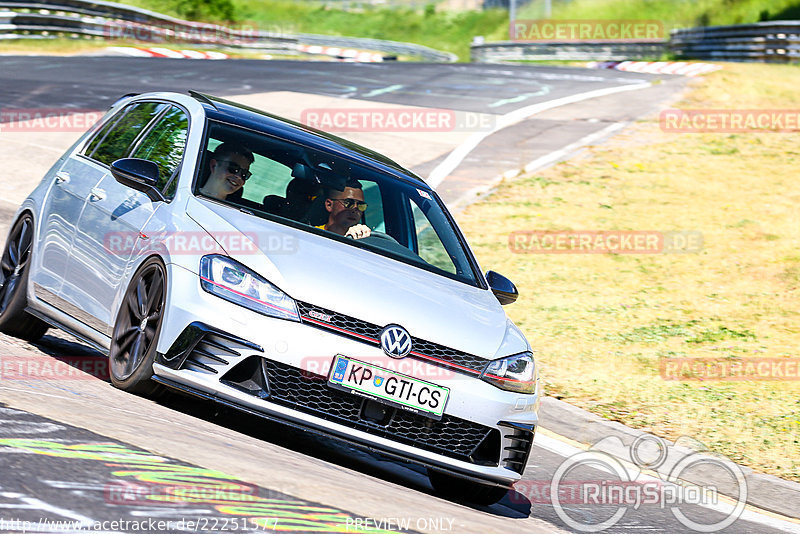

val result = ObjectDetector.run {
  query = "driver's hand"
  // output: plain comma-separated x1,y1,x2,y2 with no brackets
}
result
345,224,371,240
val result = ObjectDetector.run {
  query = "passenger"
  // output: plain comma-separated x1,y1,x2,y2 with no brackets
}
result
317,180,371,240
199,142,254,200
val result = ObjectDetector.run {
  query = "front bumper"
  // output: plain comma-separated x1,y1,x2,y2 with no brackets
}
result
155,263,540,486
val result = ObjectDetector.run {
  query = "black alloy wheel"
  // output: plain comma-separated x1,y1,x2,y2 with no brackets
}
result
0,214,48,341
109,257,166,395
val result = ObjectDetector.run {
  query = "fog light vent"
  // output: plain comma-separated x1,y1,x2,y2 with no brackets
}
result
220,356,269,398
499,421,535,474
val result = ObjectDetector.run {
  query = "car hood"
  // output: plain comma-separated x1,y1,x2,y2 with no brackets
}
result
187,198,527,359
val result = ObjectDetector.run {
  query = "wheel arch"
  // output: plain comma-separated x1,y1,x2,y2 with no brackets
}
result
110,252,168,329
5,207,36,241
10,209,39,306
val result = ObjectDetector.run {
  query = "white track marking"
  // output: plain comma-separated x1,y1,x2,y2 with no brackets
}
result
427,82,651,188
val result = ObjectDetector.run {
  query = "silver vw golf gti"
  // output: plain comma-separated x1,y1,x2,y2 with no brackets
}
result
0,91,539,504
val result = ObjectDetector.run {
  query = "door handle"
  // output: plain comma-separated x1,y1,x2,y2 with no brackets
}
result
89,187,106,202
54,172,70,185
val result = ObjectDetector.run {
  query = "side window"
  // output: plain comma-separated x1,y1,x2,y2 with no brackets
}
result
84,102,167,166
361,181,385,232
408,197,457,275
241,157,293,204
205,138,294,205
130,106,189,199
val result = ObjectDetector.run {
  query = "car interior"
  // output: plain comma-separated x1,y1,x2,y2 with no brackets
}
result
194,121,477,286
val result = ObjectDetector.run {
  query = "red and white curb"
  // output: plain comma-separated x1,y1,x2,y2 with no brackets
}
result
298,44,383,62
106,46,229,59
589,60,721,77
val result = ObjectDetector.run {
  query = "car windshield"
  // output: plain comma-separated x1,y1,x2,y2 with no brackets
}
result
194,120,481,287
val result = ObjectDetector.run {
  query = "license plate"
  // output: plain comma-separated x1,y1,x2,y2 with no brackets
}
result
327,355,449,420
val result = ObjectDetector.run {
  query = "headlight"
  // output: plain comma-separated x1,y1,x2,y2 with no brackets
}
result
481,352,537,394
199,255,299,322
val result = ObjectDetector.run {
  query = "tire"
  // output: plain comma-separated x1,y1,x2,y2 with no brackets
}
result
0,214,49,342
109,257,166,396
427,468,509,506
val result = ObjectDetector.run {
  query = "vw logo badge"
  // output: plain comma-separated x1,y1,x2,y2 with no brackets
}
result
380,325,412,359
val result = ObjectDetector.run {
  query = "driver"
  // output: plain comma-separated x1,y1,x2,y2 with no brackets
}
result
317,179,371,240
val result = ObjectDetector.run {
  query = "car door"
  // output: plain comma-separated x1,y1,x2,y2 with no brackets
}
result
30,154,106,304
28,109,137,303
60,104,189,335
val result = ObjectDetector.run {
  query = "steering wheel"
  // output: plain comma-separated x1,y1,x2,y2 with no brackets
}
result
363,230,399,243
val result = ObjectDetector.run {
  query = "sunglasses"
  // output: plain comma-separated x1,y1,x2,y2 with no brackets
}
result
218,160,252,181
332,198,368,212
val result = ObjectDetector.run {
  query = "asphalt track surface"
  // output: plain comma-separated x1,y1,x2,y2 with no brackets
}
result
0,57,652,111
0,57,678,205
0,57,796,534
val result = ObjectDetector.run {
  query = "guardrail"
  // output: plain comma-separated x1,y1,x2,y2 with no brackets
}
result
0,0,457,61
471,40,665,62
473,20,800,63
297,33,457,62
670,21,800,62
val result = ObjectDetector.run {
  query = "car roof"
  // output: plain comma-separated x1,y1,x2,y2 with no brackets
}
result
190,91,430,190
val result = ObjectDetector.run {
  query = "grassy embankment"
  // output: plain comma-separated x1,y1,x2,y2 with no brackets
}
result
0,0,509,60
3,0,800,60
456,62,800,481
118,0,512,59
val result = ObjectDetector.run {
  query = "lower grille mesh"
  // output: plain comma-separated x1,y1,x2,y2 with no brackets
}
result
262,359,498,464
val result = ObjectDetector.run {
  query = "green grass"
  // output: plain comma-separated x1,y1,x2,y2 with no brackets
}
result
608,320,757,344
142,0,800,61
116,0,509,60
456,62,800,481
236,0,508,59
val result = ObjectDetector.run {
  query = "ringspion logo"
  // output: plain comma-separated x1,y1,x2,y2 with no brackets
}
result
522,435,747,532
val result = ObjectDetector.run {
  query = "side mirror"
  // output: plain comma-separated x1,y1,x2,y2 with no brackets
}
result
486,270,518,305
111,158,165,202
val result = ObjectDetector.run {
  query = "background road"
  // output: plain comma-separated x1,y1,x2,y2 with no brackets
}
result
0,57,796,534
